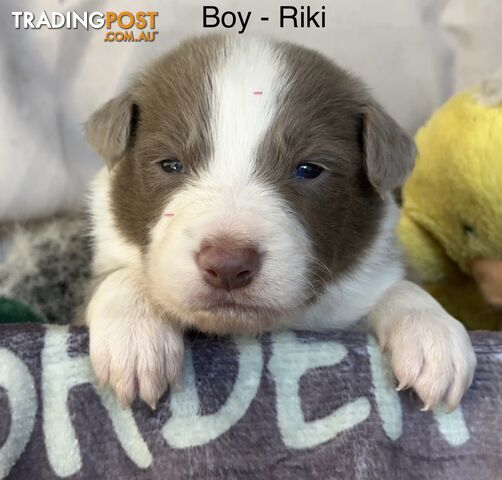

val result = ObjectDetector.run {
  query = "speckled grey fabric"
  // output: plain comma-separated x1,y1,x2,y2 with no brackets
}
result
0,214,91,324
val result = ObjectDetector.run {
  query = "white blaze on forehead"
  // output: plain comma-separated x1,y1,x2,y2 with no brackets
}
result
146,38,313,327
207,38,286,185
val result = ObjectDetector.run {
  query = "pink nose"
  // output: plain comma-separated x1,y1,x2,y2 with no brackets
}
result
197,245,259,291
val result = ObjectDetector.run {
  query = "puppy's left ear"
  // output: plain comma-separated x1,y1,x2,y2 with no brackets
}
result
360,103,416,194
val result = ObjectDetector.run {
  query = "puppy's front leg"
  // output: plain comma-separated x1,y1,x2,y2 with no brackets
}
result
368,280,476,410
85,268,184,408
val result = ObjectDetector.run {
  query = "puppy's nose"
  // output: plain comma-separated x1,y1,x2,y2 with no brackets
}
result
197,245,259,290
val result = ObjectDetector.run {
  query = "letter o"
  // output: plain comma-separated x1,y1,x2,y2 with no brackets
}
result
117,11,135,29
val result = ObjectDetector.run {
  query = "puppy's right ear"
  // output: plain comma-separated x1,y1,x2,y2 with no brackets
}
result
85,92,138,169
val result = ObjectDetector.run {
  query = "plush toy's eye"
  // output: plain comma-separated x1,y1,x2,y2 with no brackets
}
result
159,159,185,174
463,224,476,236
293,163,324,179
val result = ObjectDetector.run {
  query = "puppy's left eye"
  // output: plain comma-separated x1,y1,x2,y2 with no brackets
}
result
293,163,324,179
159,159,185,174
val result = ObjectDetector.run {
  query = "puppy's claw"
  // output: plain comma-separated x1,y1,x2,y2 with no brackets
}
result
395,381,408,391
140,384,164,411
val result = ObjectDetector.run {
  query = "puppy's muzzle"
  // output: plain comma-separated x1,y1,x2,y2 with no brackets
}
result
197,243,260,291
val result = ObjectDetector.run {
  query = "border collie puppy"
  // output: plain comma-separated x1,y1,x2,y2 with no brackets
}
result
85,35,476,410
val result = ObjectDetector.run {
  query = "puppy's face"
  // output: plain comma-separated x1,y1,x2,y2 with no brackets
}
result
86,36,414,334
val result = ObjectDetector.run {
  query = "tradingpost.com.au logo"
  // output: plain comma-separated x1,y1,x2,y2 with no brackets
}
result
12,10,159,42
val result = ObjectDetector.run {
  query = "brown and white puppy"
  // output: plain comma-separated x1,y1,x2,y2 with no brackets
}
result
85,35,476,410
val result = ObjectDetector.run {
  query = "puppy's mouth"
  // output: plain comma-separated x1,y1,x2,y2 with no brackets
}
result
194,292,278,315
185,283,315,320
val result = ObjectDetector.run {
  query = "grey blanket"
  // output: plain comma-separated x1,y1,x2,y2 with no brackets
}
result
0,216,501,479
1,326,501,479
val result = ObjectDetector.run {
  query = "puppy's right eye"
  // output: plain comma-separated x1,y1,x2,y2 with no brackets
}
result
159,159,185,174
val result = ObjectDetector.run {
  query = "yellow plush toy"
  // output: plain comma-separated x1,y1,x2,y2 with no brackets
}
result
399,76,502,331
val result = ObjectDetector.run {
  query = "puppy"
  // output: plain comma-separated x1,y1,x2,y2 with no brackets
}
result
85,35,476,410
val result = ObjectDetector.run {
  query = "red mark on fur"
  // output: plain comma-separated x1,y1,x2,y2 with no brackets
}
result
164,213,174,217
253,91,263,95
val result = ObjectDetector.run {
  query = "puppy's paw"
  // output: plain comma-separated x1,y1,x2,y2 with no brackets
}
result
377,308,476,411
90,318,184,408
86,270,184,408
369,281,476,411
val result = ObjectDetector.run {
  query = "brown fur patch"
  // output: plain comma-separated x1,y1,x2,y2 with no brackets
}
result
255,41,384,291
110,35,226,248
